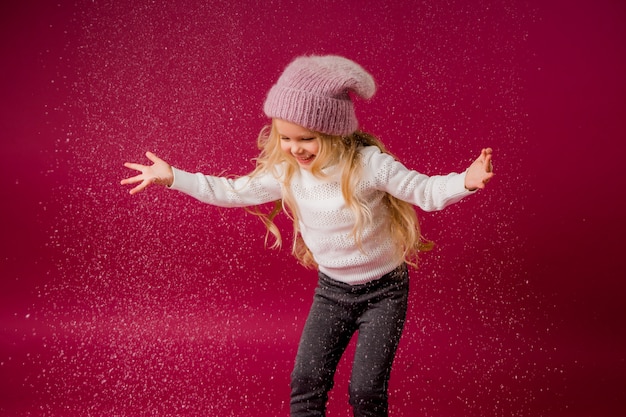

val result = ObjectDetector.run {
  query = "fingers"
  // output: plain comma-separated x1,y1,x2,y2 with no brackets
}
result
129,180,150,195
145,151,162,164
121,175,151,194
484,153,493,172
124,152,160,172
480,148,493,173
120,173,145,186
121,152,155,192
123,162,147,172
480,148,492,161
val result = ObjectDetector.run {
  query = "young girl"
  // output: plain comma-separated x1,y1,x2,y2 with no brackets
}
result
121,55,493,417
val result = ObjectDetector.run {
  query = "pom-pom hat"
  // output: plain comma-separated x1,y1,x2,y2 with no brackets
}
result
263,55,376,136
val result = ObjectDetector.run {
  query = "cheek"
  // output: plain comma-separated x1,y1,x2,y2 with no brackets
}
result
279,142,290,154
308,142,320,155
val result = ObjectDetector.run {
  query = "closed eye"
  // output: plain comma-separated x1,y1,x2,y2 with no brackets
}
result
280,136,316,142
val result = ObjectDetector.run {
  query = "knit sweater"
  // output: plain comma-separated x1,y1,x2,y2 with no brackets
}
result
170,146,473,284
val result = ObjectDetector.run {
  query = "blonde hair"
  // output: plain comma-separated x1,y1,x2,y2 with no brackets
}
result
246,120,432,269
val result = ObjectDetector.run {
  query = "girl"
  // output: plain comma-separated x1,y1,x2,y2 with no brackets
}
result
121,55,494,417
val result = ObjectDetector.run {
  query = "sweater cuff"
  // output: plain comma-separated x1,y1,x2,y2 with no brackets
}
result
170,167,199,195
451,170,476,196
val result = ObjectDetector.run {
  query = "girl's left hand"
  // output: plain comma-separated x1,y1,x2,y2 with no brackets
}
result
464,148,494,191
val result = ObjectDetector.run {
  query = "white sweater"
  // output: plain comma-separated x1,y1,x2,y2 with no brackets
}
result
170,146,473,284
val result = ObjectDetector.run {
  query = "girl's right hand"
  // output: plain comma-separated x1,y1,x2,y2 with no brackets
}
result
121,151,174,195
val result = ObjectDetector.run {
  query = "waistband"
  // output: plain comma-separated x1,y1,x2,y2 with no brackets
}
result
317,263,408,293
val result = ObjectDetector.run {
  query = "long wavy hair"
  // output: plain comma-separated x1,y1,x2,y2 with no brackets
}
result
246,120,432,269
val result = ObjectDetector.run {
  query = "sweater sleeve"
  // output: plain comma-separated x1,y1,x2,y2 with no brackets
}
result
363,147,474,212
169,167,283,207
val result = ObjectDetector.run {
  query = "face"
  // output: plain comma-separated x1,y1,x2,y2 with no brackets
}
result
275,119,320,170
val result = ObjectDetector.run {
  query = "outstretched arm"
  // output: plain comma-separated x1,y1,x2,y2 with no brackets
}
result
121,151,174,194
464,148,494,191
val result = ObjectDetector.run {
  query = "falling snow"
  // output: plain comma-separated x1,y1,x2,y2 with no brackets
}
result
4,0,599,416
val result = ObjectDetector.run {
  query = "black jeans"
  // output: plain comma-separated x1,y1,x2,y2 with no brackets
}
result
290,264,409,417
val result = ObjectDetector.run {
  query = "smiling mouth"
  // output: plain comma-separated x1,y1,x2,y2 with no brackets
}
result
295,155,315,164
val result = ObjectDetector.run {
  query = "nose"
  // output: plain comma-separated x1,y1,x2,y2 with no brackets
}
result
291,143,304,155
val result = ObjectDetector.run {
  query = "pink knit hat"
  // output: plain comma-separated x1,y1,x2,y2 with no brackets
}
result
263,55,376,136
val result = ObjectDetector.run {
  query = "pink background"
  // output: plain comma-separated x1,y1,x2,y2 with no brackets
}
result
1,1,625,416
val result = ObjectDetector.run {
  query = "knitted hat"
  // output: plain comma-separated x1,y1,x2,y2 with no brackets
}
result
263,55,376,136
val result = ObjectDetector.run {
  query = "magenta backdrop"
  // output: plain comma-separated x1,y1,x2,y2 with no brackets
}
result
1,1,625,416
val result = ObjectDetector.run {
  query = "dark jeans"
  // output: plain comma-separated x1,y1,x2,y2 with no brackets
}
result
290,264,409,417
